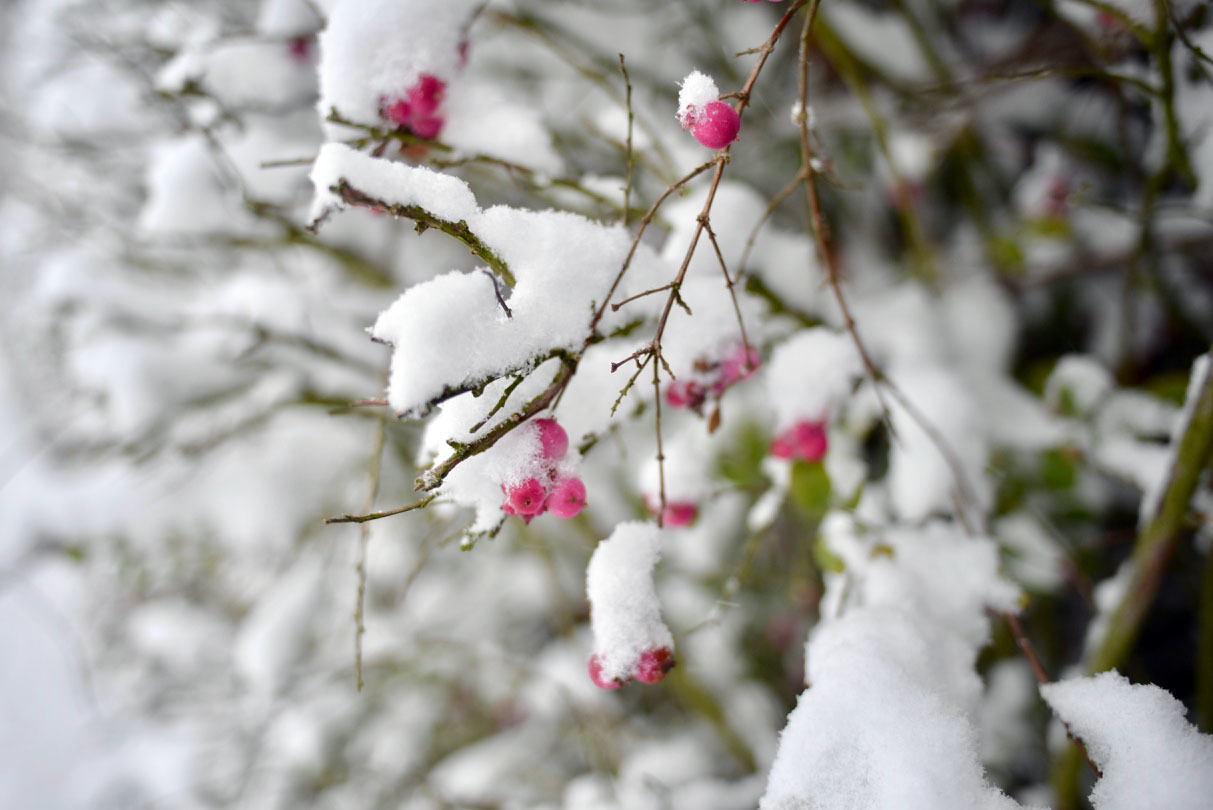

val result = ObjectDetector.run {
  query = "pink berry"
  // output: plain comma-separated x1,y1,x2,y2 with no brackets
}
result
546,477,587,519
666,379,705,410
692,101,740,149
407,74,445,117
385,99,412,128
634,647,675,684
715,345,761,392
662,501,698,528
588,654,622,690
505,478,548,516
771,421,828,462
287,37,311,63
534,418,569,460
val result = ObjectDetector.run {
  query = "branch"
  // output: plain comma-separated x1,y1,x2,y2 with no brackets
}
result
326,494,437,525
322,179,516,288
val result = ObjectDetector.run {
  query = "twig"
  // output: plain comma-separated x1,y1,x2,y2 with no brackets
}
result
320,179,516,288
1001,611,1103,778
620,53,635,227
352,407,388,691
326,494,437,525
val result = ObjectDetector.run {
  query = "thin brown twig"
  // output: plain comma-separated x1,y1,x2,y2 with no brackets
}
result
1002,611,1103,779
700,215,752,358
619,53,635,227
326,494,437,525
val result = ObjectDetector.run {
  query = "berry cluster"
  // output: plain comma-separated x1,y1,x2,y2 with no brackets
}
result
587,647,675,690
666,344,761,414
770,420,828,462
500,419,587,523
381,74,446,140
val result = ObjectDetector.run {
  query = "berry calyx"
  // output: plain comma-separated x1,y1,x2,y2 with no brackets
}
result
546,477,587,519
505,478,548,517
692,101,740,149
771,421,828,462
634,647,675,684
534,418,569,461
588,654,622,690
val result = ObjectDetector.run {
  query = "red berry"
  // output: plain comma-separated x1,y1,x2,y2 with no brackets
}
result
546,477,586,519
662,501,698,528
666,379,705,410
505,478,547,516
385,99,412,127
634,647,675,684
771,421,828,462
692,101,740,149
588,654,622,690
407,74,445,117
534,418,569,460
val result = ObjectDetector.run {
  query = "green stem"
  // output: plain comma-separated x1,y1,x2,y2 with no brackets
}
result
1086,350,1213,675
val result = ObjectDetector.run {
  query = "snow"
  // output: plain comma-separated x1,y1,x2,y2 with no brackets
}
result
1041,671,1213,810
317,0,476,132
586,521,673,682
677,70,720,128
765,328,862,431
760,521,1026,810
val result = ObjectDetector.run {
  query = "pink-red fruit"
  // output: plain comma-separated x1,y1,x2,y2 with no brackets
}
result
546,477,587,519
666,379,706,410
634,647,676,684
588,654,622,690
771,420,828,462
384,74,447,139
662,501,698,528
692,101,741,149
534,418,569,461
505,478,547,517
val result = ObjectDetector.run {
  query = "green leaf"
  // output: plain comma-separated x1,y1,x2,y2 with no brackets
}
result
789,460,831,520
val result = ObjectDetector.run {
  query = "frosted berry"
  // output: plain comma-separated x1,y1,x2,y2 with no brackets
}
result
588,654,622,690
505,477,548,517
666,379,705,410
771,421,828,462
546,477,587,519
715,345,760,391
692,101,740,149
534,418,569,461
383,74,448,140
634,647,675,684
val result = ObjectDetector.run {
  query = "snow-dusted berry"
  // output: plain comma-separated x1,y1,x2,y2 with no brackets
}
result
771,421,828,462
383,74,447,139
666,379,706,410
505,478,548,516
546,477,587,519
715,345,760,392
588,654,623,690
634,647,675,684
534,418,569,461
692,101,741,149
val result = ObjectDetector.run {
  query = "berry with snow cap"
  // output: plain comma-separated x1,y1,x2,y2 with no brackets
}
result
534,418,569,461
505,477,547,517
587,654,622,690
634,647,675,684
